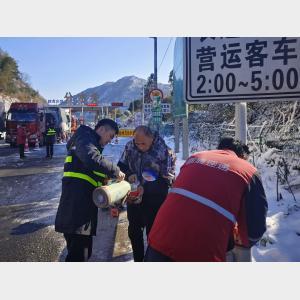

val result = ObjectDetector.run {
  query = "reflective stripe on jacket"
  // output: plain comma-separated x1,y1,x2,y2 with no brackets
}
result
63,154,107,187
46,128,56,136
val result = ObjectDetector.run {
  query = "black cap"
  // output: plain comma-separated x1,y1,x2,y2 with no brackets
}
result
95,118,119,134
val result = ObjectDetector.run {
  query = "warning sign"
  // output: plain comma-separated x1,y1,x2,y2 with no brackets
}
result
118,128,134,137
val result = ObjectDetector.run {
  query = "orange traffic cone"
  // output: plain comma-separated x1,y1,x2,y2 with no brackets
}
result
33,138,40,150
24,137,30,153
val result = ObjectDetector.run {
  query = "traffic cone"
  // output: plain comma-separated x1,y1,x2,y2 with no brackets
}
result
33,138,40,151
24,137,30,153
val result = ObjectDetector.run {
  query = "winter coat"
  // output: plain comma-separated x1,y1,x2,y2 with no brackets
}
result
55,125,121,236
117,132,176,207
148,149,268,262
16,127,26,145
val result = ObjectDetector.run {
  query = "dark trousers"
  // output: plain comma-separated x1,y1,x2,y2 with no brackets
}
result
127,201,163,262
63,233,93,262
144,245,173,262
46,142,54,157
19,144,25,158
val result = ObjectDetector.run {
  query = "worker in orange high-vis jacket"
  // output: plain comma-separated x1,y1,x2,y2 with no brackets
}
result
144,137,268,262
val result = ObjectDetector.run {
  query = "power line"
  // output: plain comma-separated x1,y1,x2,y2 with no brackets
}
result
158,38,173,72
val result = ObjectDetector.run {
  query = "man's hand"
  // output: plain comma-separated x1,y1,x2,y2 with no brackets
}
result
128,174,138,184
137,185,144,198
116,170,125,182
126,185,144,204
162,172,175,181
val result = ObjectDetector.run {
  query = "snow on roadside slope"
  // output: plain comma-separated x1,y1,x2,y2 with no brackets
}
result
252,147,300,261
165,136,300,262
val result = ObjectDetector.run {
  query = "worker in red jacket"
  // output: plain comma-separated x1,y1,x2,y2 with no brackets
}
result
17,124,27,159
145,137,268,262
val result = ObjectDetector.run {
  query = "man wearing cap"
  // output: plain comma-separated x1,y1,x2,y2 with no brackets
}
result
55,119,125,262
144,137,268,262
118,125,176,262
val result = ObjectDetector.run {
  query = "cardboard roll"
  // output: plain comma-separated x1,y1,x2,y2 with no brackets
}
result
93,180,131,208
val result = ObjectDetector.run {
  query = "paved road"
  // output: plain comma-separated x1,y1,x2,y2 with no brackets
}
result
0,139,134,262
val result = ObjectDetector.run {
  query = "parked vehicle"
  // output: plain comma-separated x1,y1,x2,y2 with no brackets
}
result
0,102,6,140
5,102,46,147
45,107,70,142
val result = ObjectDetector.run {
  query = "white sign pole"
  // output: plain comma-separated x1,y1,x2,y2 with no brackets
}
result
182,103,189,160
235,102,247,144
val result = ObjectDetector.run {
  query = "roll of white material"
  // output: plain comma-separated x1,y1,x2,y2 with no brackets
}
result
93,180,131,208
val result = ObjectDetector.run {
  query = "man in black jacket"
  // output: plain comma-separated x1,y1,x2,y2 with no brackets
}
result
118,125,176,261
55,119,125,262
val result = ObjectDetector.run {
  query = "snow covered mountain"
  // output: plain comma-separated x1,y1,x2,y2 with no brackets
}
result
69,75,171,106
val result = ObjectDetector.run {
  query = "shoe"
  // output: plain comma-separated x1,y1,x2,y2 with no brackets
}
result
45,156,50,158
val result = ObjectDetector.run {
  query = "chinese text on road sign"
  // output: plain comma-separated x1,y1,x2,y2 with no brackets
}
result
184,37,300,103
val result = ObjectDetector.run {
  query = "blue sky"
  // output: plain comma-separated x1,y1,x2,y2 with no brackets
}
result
0,37,175,100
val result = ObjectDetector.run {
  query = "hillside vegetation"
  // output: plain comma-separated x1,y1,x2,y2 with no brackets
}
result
0,48,45,104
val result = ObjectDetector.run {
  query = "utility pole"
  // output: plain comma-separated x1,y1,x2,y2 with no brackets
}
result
142,86,145,125
150,37,158,88
150,37,159,132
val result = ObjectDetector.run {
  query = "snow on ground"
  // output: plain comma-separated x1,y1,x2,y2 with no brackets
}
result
165,135,300,262
253,147,300,261
3,136,298,261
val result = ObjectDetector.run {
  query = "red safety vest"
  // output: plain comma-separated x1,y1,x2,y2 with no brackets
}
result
148,150,257,262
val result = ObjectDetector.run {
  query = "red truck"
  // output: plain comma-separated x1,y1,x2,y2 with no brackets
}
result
5,102,46,147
